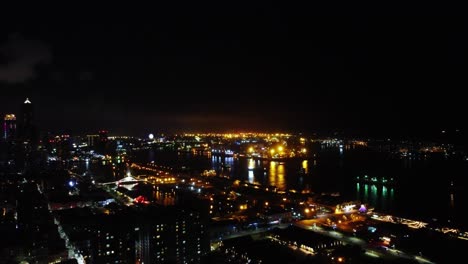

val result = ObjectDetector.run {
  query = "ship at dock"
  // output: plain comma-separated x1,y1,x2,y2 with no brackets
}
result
354,175,396,186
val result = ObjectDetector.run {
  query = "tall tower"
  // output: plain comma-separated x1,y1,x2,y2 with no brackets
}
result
3,114,16,142
19,98,37,146
97,130,109,154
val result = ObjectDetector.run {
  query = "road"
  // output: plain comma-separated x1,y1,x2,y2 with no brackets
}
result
294,220,436,264
212,223,291,242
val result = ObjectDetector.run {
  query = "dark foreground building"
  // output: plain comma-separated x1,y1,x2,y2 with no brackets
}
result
56,205,208,264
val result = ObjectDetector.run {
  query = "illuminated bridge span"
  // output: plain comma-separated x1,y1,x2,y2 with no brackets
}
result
98,175,147,190
117,175,144,184
115,176,146,190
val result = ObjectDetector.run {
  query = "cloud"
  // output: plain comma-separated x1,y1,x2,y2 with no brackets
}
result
0,33,52,83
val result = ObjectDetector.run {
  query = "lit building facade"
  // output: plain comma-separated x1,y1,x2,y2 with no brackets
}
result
87,134,99,148
57,206,208,264
136,207,207,264
3,114,16,142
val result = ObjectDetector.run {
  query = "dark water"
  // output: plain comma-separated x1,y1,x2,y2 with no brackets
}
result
133,146,467,228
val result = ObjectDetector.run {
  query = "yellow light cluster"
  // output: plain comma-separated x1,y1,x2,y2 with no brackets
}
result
4,114,16,120
151,177,176,184
183,132,292,138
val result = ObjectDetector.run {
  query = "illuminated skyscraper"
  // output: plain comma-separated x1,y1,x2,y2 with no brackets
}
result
3,114,16,142
19,98,37,146
21,98,33,127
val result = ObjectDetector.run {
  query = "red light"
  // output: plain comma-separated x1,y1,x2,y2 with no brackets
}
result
134,195,149,204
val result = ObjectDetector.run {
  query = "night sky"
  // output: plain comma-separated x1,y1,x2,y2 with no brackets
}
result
1,6,467,137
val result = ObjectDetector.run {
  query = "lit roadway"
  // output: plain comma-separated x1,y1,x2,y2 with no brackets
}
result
294,220,435,264
211,223,291,243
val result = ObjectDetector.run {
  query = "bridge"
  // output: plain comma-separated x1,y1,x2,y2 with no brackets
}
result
97,174,146,190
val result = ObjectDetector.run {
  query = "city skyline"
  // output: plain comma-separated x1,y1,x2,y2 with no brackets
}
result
1,11,467,137
1,7,467,263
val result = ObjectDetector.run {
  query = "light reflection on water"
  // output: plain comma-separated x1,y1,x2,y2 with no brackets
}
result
248,170,254,184
450,192,455,208
302,160,308,174
268,162,277,188
225,157,234,167
370,184,378,207
277,163,285,191
153,190,175,206
128,149,468,227
211,156,308,192
357,182,394,211
382,185,387,209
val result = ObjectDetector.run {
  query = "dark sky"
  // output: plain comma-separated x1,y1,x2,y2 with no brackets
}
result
1,6,467,137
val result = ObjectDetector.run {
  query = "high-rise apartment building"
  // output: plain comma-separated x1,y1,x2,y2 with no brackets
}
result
3,114,16,142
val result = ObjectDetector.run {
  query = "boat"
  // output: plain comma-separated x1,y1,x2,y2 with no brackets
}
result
355,175,396,186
